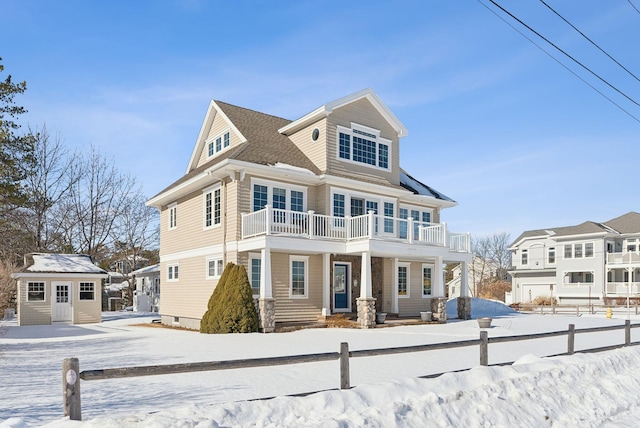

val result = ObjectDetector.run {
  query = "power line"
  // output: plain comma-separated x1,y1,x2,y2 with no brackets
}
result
485,0,640,109
475,0,640,123
539,0,640,84
627,0,640,15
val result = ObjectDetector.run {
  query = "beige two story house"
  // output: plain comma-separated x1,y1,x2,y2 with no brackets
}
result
147,89,472,331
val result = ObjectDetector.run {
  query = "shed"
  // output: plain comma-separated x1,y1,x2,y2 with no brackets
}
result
12,253,108,325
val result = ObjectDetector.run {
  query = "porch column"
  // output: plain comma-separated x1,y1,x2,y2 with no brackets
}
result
457,260,472,320
431,256,447,323
357,251,376,328
392,258,399,313
322,253,331,317
258,247,275,333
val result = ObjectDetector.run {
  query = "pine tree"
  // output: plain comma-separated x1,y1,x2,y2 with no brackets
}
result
200,262,259,334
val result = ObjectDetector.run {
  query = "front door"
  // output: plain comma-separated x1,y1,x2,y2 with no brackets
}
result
333,263,350,312
52,282,72,322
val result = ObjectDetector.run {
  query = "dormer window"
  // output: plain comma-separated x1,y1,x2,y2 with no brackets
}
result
207,130,231,158
337,123,391,170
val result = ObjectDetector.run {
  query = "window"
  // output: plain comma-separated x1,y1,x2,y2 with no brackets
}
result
336,123,391,170
397,263,409,297
384,202,395,233
204,187,221,228
27,282,45,301
251,180,306,214
585,243,594,258
351,198,364,217
168,203,177,230
79,282,95,300
167,264,179,282
290,256,308,298
574,244,583,258
207,130,231,158
521,249,528,265
422,265,432,297
399,205,433,240
548,247,555,264
206,258,224,279
333,193,345,218
564,244,572,259
249,255,261,296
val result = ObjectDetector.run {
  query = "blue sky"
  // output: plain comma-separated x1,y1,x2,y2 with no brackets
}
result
2,0,639,241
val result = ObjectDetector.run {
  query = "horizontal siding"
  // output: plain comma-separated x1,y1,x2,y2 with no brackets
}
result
160,256,218,321
287,118,328,172
196,111,242,169
17,279,51,326
398,263,432,316
271,252,323,322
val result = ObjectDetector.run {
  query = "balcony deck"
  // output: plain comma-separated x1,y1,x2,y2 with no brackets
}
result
242,206,471,253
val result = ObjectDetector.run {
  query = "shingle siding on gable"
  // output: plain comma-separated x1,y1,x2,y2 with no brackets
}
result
326,98,400,186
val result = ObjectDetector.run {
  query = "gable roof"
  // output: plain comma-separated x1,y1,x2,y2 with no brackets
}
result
15,253,107,275
511,211,640,246
278,88,409,138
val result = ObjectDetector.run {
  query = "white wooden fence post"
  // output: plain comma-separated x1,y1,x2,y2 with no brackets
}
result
63,358,81,421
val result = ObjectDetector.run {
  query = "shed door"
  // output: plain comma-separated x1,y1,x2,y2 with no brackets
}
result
52,282,72,322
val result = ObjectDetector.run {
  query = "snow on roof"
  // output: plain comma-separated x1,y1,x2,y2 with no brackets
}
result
399,170,455,202
131,263,160,276
23,253,107,275
270,162,315,175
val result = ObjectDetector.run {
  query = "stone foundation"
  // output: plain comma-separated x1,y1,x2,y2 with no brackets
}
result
431,298,447,323
457,296,472,320
356,297,376,328
258,298,276,333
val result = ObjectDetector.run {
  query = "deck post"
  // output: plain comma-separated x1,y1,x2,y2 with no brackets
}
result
340,342,350,389
567,324,575,355
63,358,81,421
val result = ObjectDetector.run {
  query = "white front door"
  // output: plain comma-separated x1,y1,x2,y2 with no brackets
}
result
52,281,72,322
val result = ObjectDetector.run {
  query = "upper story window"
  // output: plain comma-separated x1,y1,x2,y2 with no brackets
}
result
337,123,391,170
207,130,231,158
204,186,222,229
399,205,433,240
564,244,572,259
521,249,528,265
585,243,594,257
564,242,595,259
168,203,177,230
167,263,179,282
252,179,307,214
548,247,555,264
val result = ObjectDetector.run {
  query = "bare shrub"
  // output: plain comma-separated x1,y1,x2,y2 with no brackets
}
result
532,296,558,306
0,259,17,315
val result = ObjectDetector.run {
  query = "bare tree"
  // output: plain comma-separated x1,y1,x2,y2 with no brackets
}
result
0,258,18,314
66,146,138,259
470,232,512,297
21,125,80,252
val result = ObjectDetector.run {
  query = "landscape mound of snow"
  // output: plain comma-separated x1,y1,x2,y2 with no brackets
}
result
446,297,516,319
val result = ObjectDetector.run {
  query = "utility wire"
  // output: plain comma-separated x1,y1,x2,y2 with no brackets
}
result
628,0,640,15
539,0,640,84
485,0,640,109
475,0,640,123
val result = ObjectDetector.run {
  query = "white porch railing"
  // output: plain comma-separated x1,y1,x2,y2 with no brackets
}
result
606,282,640,295
607,252,640,265
241,206,471,253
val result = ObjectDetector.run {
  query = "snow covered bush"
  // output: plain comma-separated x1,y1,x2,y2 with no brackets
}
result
200,262,259,334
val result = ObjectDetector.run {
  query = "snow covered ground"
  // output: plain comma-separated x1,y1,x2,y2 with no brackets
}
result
2,299,640,427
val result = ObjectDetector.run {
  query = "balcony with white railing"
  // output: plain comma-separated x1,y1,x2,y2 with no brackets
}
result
607,251,640,265
606,282,640,295
241,206,471,253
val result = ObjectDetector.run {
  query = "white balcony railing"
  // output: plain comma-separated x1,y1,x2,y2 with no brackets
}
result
606,282,640,295
607,252,640,265
241,206,471,253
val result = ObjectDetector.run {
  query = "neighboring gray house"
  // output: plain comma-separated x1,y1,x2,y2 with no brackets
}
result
12,253,108,325
509,212,640,304
131,263,160,312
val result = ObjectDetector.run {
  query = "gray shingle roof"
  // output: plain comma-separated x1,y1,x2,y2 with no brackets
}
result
511,211,640,246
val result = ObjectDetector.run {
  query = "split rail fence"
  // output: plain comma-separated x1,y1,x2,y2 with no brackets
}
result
63,320,640,421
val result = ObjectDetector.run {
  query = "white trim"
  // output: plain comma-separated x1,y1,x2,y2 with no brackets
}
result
203,185,222,230
278,88,409,138
14,272,108,279
26,281,46,302
336,124,392,172
78,281,97,301
421,264,434,297
289,255,309,299
160,244,224,262
167,263,179,282
248,252,261,297
168,203,177,230
397,262,410,299
205,128,232,159
205,256,224,280
251,178,308,212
